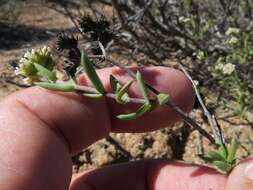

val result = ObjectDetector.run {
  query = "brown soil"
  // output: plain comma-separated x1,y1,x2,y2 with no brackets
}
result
0,2,252,175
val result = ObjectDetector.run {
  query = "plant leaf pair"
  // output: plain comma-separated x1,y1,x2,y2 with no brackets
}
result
116,71,152,120
34,63,57,82
204,138,238,173
36,80,75,92
157,93,170,105
117,103,152,120
110,75,134,104
80,53,105,95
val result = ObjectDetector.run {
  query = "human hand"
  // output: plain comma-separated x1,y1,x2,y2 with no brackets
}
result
0,66,252,190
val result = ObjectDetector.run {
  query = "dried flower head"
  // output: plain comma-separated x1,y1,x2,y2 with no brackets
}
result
79,15,114,48
15,46,55,83
56,33,81,77
57,32,79,51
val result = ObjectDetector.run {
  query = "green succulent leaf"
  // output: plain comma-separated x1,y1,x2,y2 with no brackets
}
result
81,52,105,94
206,151,227,162
34,63,57,81
136,71,150,104
157,93,170,105
116,80,134,104
35,81,75,92
110,75,121,93
117,103,152,120
82,93,103,98
218,144,228,160
227,138,238,164
213,161,232,173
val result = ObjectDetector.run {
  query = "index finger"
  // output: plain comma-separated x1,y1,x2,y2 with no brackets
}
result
0,66,194,190
3,66,194,154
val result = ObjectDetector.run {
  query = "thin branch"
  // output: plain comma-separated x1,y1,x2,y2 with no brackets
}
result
93,39,216,144
107,58,215,144
178,63,221,143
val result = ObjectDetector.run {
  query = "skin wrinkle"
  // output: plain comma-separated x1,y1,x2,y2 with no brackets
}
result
15,99,72,153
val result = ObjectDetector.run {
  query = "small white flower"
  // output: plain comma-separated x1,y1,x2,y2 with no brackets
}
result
193,80,199,86
14,67,21,75
179,17,191,24
19,58,26,64
31,49,35,55
227,36,239,45
41,46,50,54
23,78,31,84
225,28,240,36
215,63,224,71
196,51,205,60
16,46,55,83
24,52,31,58
222,63,235,75
216,31,222,38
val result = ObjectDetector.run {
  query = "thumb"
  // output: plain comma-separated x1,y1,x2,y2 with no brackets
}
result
225,157,253,190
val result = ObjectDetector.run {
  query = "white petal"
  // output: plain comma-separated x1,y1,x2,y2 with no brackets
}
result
24,52,31,58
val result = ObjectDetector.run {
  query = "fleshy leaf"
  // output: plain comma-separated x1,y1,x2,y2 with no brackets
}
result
110,75,121,93
36,81,75,92
213,161,232,173
218,144,228,160
81,52,105,94
227,138,238,164
82,93,103,98
117,103,152,120
157,93,170,105
136,71,150,104
116,80,134,104
206,151,227,162
34,63,57,81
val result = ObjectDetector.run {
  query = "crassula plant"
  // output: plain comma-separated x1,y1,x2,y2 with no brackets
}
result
12,14,241,174
14,44,238,174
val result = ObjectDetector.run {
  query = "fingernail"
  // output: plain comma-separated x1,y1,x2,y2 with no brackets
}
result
245,162,253,180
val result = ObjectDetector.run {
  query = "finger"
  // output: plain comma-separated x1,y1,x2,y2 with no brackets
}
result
0,66,193,190
70,160,226,190
79,66,195,132
7,66,194,154
225,157,253,190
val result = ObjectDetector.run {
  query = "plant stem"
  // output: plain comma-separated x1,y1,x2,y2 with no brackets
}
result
107,58,216,144
178,63,223,144
74,84,146,105
96,40,216,144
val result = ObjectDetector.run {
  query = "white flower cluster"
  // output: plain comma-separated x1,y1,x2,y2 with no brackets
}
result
215,63,235,75
178,17,191,24
227,36,239,45
15,46,54,84
225,28,240,36
225,28,240,45
196,51,205,60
